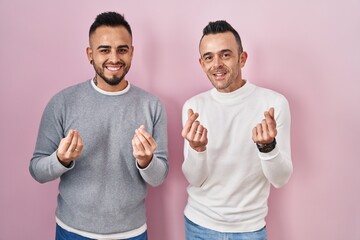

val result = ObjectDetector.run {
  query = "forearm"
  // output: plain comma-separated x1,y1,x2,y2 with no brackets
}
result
258,94,293,188
29,152,73,183
138,100,169,187
182,145,209,187
138,154,168,187
259,146,293,188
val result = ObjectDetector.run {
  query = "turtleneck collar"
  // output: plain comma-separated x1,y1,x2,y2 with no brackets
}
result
210,80,256,104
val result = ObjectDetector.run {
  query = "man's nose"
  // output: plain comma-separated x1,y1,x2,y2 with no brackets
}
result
108,50,120,62
213,55,223,67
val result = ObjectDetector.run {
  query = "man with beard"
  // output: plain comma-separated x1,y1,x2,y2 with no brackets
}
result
181,20,293,239
30,12,168,240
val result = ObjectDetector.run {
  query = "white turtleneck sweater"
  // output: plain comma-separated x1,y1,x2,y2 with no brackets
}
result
182,80,292,232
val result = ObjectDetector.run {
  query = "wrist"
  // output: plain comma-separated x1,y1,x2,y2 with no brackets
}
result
256,138,276,153
56,152,72,168
193,146,206,152
136,156,152,169
59,159,72,168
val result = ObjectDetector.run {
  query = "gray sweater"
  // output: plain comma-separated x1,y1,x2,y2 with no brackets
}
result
29,80,168,234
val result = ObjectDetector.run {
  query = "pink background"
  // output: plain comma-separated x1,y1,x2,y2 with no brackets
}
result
1,0,359,239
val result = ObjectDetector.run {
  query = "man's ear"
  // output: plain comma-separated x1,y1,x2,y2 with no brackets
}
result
86,47,93,63
130,46,134,59
239,51,248,68
199,57,205,70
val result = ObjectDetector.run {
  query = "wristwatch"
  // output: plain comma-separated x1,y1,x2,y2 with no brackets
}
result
256,138,276,153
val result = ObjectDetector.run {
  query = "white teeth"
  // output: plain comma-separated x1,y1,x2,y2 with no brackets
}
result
107,66,121,71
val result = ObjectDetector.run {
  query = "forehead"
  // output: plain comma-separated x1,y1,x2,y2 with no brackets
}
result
199,32,237,54
89,25,132,47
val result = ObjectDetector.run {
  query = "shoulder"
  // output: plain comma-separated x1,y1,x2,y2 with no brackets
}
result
253,84,285,97
183,89,212,107
128,84,166,116
52,81,89,99
130,84,163,103
253,84,289,104
45,81,90,108
251,84,291,118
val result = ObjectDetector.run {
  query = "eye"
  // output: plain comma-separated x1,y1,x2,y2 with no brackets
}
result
222,52,231,59
203,55,213,62
118,48,129,54
100,49,110,54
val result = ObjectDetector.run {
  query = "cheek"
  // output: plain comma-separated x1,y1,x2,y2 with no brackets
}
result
202,64,212,73
92,56,103,64
125,54,134,63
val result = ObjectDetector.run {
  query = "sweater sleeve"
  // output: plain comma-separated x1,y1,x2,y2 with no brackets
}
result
182,144,209,187
181,102,209,187
29,95,73,183
30,152,74,183
138,100,169,187
138,154,168,187
259,96,293,188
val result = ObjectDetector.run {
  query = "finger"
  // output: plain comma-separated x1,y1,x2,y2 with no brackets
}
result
264,106,275,119
68,130,79,152
132,137,140,152
268,107,275,118
187,109,194,119
261,119,269,140
256,124,263,142
136,126,157,152
199,128,208,143
188,121,200,140
135,125,156,147
137,125,154,144
135,130,150,150
182,114,199,137
133,133,146,151
265,108,277,130
182,109,199,137
252,127,257,142
194,125,204,140
264,109,277,138
58,130,74,153
74,133,84,152
267,123,277,139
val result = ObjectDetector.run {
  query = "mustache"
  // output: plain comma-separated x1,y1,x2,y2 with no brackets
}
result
103,60,125,66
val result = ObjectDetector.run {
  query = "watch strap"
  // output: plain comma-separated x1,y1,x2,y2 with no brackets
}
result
256,138,277,153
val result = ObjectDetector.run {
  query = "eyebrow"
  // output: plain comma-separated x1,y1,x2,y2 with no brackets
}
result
202,49,232,58
97,45,130,50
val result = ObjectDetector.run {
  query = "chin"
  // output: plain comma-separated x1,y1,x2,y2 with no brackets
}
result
105,78,123,86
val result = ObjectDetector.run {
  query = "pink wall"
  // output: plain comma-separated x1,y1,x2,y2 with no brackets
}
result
1,0,359,239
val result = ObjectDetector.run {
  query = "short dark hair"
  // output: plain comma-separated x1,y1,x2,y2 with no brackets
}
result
201,20,243,53
89,11,132,38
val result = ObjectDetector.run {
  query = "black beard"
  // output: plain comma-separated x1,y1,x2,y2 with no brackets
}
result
93,64,127,86
102,76,123,86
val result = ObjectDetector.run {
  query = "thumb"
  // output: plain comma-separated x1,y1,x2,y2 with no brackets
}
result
187,108,194,119
269,107,275,118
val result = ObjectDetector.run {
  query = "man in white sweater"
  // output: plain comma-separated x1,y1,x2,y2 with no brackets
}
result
181,20,293,239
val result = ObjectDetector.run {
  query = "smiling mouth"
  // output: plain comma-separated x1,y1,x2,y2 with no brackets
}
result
214,72,226,76
213,72,227,80
106,65,123,72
